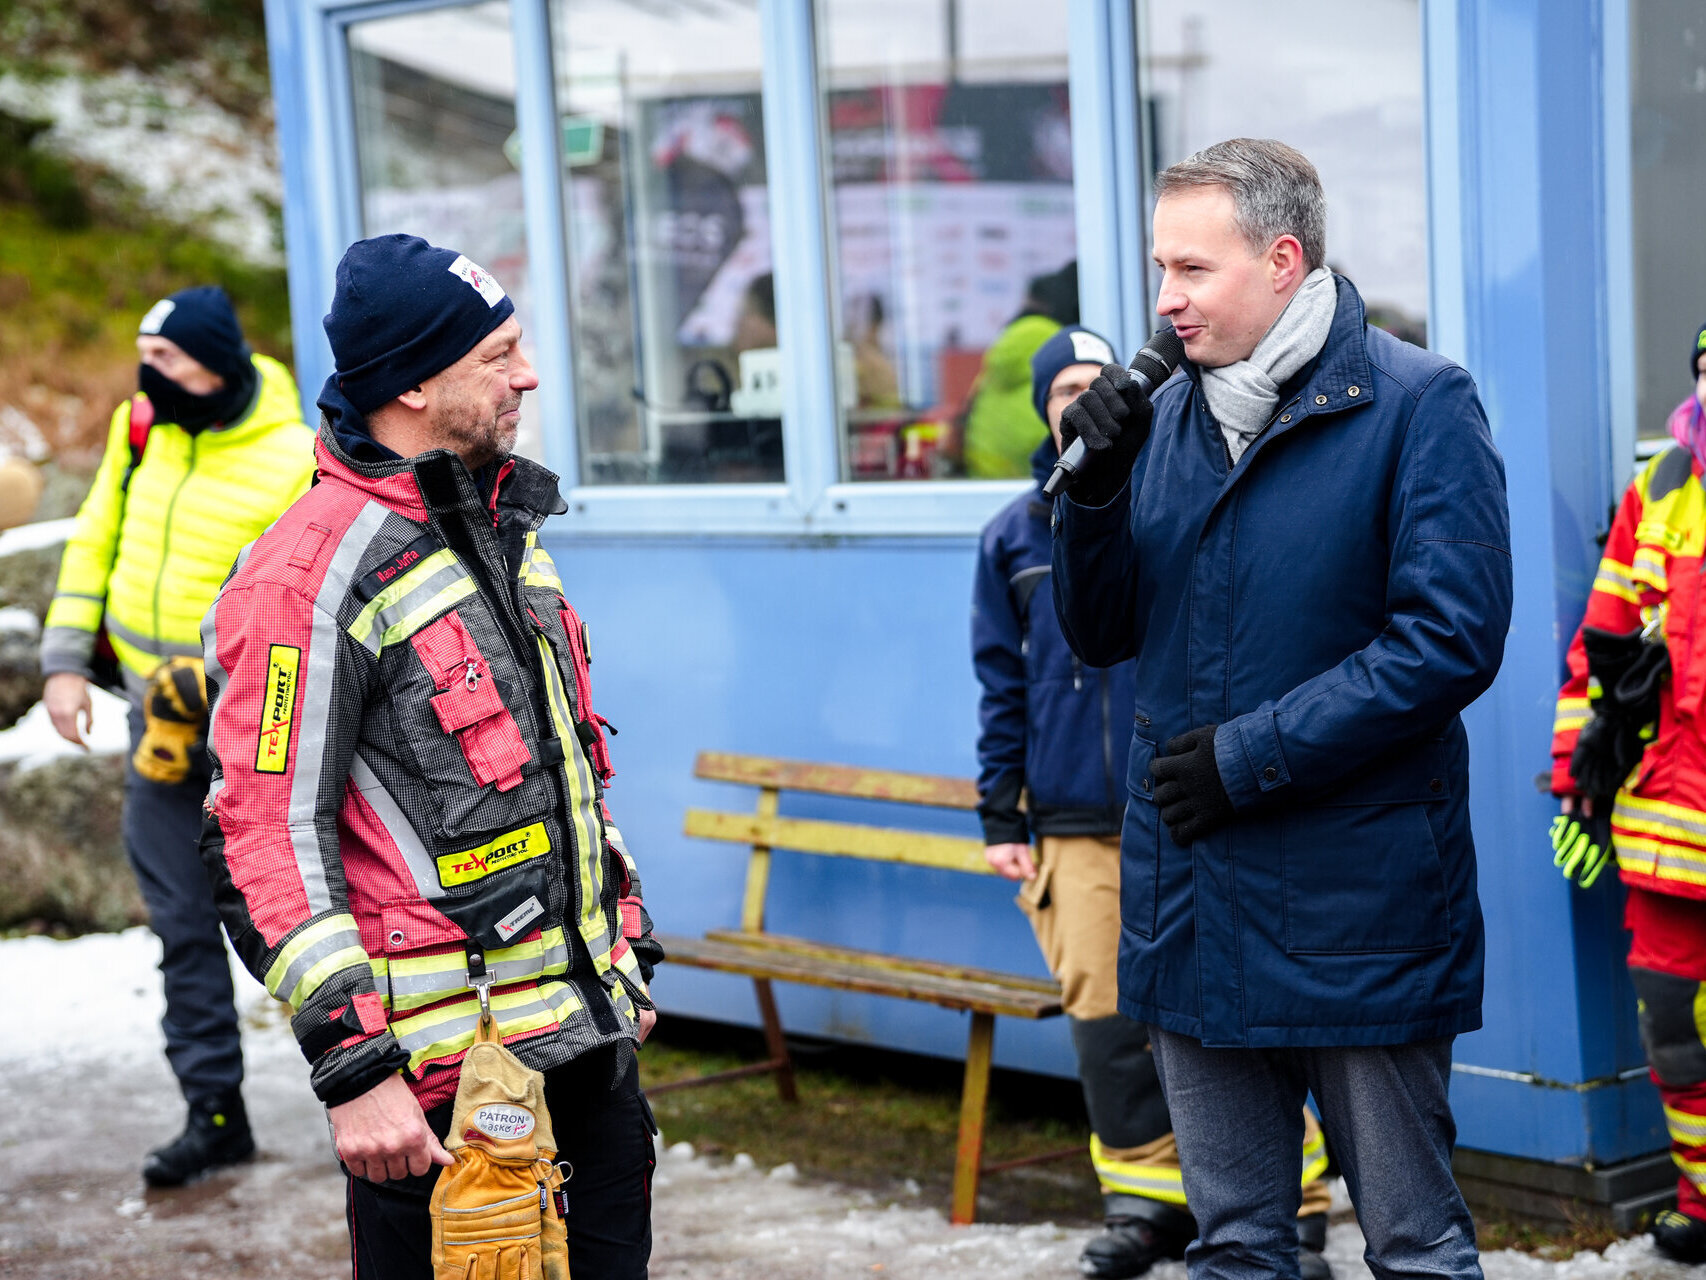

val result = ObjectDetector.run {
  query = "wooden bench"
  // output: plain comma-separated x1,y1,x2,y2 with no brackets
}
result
650,751,1070,1224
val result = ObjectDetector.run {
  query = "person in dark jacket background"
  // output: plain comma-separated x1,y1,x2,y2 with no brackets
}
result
1052,139,1511,1280
974,325,1331,1280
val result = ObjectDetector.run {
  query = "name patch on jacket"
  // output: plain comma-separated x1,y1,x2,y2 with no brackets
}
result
255,645,300,774
436,822,551,887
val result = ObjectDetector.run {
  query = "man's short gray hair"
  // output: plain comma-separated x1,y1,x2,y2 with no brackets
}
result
1154,138,1326,270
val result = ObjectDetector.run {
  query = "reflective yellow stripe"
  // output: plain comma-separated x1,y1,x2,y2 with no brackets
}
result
1605,834,1706,887
385,927,571,1013
349,549,459,639
377,579,478,653
1666,1105,1706,1145
1553,697,1591,736
520,531,563,592
1677,1154,1706,1193
535,635,613,971
1301,1123,1328,1184
1090,1134,1187,1204
1631,546,1669,593
264,913,368,1009
1592,559,1642,605
392,980,584,1073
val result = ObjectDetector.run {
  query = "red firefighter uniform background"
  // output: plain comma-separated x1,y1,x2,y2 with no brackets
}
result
1552,444,1706,1223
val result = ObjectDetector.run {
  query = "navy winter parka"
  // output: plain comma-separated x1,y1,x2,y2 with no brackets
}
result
1052,277,1512,1048
973,438,1138,845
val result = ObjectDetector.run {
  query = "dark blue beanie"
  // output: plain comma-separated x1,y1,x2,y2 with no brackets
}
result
1030,325,1118,423
138,285,251,383
324,234,515,414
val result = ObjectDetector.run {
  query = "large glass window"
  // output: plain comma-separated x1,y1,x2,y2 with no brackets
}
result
347,3,542,459
1629,1,1706,443
1138,0,1428,349
819,0,1078,482
549,0,783,486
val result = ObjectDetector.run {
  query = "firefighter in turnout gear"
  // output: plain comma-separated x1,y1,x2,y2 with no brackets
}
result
40,285,314,1185
200,235,661,1279
1550,323,1706,1265
973,326,1332,1279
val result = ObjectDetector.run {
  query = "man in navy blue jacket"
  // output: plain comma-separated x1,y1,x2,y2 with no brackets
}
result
1052,139,1511,1280
974,326,1331,1279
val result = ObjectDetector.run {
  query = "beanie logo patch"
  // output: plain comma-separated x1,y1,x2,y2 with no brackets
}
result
139,299,176,335
1069,332,1115,366
448,255,506,308
1697,330,1706,352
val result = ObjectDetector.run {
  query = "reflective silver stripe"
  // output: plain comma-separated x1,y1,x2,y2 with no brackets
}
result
39,625,96,670
272,925,366,1005
52,591,106,603
291,501,390,916
349,753,443,899
352,559,469,655
201,564,235,810
386,937,571,1002
391,982,581,1056
103,612,203,659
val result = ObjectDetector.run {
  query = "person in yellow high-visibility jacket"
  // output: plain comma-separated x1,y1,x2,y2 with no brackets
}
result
39,286,314,1186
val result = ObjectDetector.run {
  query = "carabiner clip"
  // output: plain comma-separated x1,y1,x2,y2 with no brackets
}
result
1641,604,1667,645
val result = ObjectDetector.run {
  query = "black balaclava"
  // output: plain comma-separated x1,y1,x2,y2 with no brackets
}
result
136,286,259,431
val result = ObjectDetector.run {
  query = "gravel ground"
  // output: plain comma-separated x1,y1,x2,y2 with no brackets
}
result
1,930,1698,1279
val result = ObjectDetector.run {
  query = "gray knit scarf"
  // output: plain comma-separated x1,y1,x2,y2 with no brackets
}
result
1201,267,1337,463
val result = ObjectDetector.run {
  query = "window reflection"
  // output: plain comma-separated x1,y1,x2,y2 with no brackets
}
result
347,3,541,459
550,0,783,486
1139,0,1428,349
820,0,1079,482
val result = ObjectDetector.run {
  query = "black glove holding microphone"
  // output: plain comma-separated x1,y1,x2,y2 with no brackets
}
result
1050,327,1184,507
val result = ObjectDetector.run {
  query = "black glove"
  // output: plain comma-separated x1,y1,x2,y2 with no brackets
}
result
1058,362,1155,507
1149,725,1235,845
1569,624,1671,797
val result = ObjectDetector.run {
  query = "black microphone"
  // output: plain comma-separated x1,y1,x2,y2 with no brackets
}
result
1042,326,1185,499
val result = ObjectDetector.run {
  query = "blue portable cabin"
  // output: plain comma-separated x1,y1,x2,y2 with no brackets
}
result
263,0,1699,1210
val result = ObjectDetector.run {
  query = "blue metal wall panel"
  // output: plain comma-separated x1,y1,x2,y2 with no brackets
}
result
541,532,1077,1079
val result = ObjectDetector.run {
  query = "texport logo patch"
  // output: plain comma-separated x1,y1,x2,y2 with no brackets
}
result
436,823,551,888
255,645,300,774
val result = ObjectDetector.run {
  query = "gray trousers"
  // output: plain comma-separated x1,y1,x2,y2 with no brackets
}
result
124,706,243,1105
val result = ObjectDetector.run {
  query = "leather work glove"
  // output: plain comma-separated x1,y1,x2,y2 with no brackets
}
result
132,656,207,785
431,1017,570,1280
1550,809,1614,890
1149,725,1235,846
1057,363,1155,507
1568,624,1671,797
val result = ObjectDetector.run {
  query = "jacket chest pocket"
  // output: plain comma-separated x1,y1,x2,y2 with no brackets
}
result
414,612,531,792
392,608,547,840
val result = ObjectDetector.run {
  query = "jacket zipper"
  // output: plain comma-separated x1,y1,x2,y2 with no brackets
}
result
151,434,197,656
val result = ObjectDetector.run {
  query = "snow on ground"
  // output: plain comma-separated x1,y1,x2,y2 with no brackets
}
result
0,70,281,264
0,517,73,556
0,930,1697,1278
0,683,130,766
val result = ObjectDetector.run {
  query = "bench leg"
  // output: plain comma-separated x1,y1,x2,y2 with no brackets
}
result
752,977,799,1104
951,1011,995,1226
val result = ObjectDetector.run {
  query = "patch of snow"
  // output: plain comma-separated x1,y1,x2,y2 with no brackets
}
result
0,405,50,462
0,606,39,636
0,688,131,766
667,1140,696,1161
771,1162,799,1181
0,517,73,556
731,1152,755,1171
0,69,282,265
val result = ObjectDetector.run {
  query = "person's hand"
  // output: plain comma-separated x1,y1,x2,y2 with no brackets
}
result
983,842,1037,881
1150,725,1235,845
638,1007,658,1044
43,672,92,748
1057,363,1155,506
328,1072,453,1182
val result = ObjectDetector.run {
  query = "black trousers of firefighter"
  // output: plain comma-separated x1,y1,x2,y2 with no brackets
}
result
347,1042,656,1279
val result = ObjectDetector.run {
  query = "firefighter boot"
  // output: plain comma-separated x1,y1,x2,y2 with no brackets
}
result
1652,1209,1706,1264
1079,1201,1191,1278
142,1091,255,1186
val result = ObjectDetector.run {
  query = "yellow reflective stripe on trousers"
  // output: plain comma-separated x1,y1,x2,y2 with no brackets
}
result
1678,1154,1706,1193
535,635,614,971
1301,1120,1328,1183
520,531,563,592
385,927,570,1013
1090,1134,1187,1204
264,913,368,1009
391,979,584,1072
